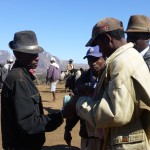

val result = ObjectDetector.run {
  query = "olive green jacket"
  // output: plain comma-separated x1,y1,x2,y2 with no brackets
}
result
76,43,150,149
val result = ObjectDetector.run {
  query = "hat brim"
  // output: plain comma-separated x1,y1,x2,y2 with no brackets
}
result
85,36,97,47
83,54,102,59
125,29,150,33
9,41,44,54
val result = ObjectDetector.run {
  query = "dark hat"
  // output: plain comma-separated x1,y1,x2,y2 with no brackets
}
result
9,30,44,54
86,18,124,47
126,15,150,33
83,46,102,59
68,59,73,62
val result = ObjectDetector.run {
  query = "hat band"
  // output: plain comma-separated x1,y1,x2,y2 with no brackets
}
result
13,44,39,50
128,25,150,32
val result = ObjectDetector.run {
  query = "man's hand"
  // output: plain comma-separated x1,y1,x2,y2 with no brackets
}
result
64,129,72,146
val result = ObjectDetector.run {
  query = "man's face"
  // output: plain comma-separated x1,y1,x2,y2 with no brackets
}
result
127,32,149,52
87,56,105,76
94,34,114,57
18,53,39,69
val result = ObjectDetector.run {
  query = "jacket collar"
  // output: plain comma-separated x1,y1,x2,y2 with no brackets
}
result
106,42,134,65
12,60,36,80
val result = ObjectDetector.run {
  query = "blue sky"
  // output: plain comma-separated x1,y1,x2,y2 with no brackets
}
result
0,0,149,63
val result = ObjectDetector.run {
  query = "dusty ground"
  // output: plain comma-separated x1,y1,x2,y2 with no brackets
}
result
0,82,81,150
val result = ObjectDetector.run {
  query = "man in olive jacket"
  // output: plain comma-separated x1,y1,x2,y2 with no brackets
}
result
75,17,150,149
1,30,64,150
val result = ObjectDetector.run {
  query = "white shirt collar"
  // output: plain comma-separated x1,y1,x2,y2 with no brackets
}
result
140,46,149,57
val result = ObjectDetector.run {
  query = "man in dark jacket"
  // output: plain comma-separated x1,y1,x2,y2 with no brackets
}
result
126,15,150,69
126,14,150,144
64,46,105,150
1,30,64,150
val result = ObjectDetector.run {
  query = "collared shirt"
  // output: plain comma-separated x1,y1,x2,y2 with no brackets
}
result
140,46,149,57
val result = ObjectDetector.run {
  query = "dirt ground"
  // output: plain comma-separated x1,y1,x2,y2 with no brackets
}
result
0,82,81,150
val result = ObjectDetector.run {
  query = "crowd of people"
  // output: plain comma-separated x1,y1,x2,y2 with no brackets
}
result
1,14,150,150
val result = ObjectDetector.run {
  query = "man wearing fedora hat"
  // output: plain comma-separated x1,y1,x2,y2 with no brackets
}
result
1,30,64,150
126,15,150,69
126,14,150,145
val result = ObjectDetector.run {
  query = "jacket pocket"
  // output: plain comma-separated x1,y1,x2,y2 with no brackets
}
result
31,94,40,116
111,129,144,145
110,129,147,150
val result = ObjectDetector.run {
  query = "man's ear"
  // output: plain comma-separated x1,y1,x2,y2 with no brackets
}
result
105,34,113,47
105,34,111,40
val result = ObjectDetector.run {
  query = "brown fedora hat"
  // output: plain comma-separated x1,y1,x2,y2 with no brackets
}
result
9,30,44,54
126,15,150,33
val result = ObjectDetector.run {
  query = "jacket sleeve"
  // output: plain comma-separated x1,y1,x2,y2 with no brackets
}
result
13,79,63,134
93,79,134,128
76,64,135,128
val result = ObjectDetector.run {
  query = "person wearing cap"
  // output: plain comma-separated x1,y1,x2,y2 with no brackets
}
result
46,57,61,101
67,59,74,75
72,17,150,149
126,15,150,69
64,46,105,150
1,30,64,150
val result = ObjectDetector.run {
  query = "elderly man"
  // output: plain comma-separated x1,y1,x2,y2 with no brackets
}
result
67,17,150,149
1,30,64,150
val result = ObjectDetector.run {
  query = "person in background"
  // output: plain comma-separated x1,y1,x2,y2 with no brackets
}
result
4,58,14,71
67,59,74,74
47,57,61,101
64,17,150,149
126,14,150,69
0,58,14,86
126,14,150,144
64,46,106,150
0,64,7,88
1,30,64,150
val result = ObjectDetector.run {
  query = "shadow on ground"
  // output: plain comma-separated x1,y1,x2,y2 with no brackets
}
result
42,145,80,150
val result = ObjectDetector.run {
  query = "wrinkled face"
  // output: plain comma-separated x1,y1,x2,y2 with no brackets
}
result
127,32,149,52
87,56,105,76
